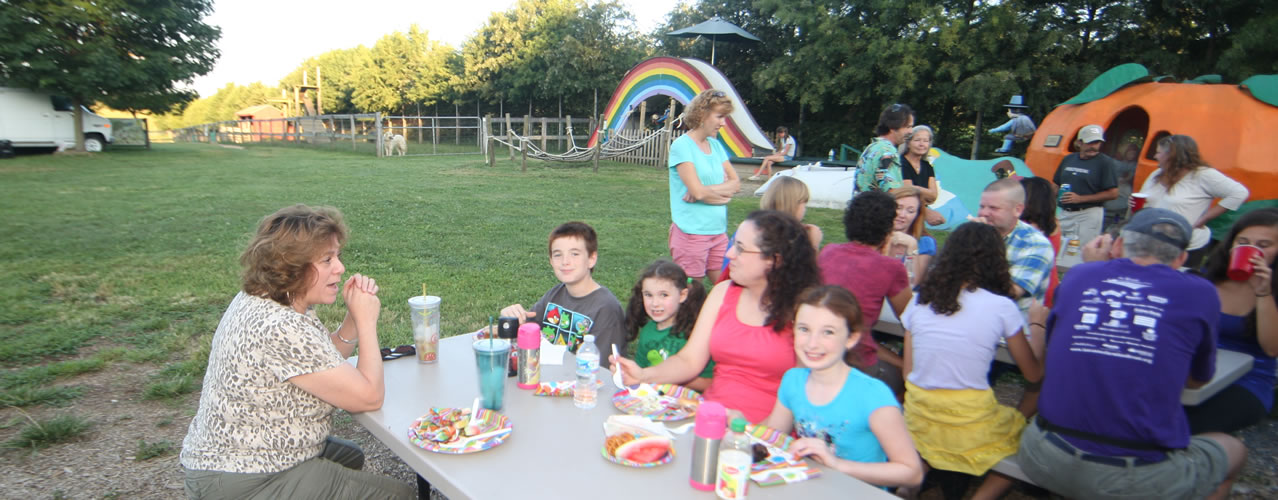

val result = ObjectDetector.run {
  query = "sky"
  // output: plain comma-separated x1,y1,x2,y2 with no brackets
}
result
190,0,685,98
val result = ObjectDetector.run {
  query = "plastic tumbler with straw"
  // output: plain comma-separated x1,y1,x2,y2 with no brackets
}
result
408,284,440,363
473,317,511,410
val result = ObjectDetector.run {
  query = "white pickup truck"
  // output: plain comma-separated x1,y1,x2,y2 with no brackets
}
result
0,87,114,152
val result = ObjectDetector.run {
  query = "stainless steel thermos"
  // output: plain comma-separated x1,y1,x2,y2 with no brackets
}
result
690,401,727,491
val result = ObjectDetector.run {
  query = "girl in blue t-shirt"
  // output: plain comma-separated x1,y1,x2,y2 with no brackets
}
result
624,260,711,391
761,285,923,489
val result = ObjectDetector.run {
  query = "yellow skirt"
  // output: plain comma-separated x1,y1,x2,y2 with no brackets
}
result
904,381,1025,475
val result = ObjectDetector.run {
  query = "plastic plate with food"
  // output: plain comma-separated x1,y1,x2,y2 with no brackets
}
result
601,432,675,468
611,383,702,421
744,424,822,486
408,407,512,454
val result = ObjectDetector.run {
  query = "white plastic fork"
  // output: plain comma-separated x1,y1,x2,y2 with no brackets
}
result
611,344,626,390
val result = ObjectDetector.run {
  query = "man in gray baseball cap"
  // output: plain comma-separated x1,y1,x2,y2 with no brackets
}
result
1018,207,1247,500
1052,124,1120,268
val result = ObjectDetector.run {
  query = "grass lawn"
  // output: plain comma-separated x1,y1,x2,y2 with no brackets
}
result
0,143,849,424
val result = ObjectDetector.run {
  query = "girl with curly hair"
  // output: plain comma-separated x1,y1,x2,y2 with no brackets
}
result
1137,134,1248,268
624,260,711,391
900,222,1045,500
614,210,822,422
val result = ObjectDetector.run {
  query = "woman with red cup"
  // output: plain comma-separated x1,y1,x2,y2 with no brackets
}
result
1135,134,1249,269
1184,208,1278,434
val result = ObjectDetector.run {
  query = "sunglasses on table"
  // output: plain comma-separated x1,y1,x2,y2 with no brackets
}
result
380,345,416,360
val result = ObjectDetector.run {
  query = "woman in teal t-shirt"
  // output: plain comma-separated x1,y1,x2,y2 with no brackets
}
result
625,260,712,391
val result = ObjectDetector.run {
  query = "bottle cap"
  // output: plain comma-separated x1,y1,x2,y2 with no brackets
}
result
584,334,595,342
693,401,727,439
517,323,541,349
729,417,747,432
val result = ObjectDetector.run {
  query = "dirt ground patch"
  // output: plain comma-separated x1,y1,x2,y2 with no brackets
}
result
0,363,195,499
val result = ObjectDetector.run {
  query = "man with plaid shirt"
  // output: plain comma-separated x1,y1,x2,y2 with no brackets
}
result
973,178,1054,318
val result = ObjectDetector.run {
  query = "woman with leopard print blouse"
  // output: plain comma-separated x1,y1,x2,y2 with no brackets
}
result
180,205,412,499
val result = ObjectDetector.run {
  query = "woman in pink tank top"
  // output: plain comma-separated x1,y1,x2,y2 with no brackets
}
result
614,210,822,422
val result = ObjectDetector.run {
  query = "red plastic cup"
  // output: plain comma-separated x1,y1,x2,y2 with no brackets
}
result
1130,193,1148,212
1229,245,1264,281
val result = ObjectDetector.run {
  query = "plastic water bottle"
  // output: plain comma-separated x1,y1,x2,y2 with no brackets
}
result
574,334,600,409
715,418,752,499
1063,220,1080,256
827,148,835,161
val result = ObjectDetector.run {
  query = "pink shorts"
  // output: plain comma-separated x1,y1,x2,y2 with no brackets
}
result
668,223,728,278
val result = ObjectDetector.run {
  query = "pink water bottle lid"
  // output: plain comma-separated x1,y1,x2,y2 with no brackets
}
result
517,323,541,349
694,401,727,439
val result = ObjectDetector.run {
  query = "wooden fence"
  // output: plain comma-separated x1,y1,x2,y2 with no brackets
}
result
169,113,483,157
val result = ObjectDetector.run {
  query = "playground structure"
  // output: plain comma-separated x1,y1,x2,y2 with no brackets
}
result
1025,64,1278,237
480,56,779,170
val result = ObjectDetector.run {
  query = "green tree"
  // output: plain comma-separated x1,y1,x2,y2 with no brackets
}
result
280,47,374,114
353,25,455,114
0,0,219,150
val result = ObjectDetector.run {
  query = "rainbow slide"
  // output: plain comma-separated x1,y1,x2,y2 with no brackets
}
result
588,57,774,157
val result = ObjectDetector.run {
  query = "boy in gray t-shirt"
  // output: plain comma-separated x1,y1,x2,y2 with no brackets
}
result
500,221,626,368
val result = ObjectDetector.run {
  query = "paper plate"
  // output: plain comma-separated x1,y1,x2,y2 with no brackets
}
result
611,383,703,421
744,424,822,485
600,433,675,468
408,407,512,454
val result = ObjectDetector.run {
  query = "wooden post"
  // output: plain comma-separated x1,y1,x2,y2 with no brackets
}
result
479,116,487,158
350,115,356,151
521,138,528,172
505,113,514,160
540,117,548,152
638,101,647,132
455,104,461,144
487,137,496,167
565,115,572,150
593,114,603,172
375,112,383,157
523,114,531,151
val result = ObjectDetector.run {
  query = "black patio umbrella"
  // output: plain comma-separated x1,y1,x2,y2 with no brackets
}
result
667,16,761,65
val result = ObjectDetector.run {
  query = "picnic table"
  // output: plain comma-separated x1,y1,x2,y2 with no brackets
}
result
870,304,1254,405
350,334,898,500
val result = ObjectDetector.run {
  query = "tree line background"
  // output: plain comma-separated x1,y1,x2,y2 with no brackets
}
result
120,0,1278,157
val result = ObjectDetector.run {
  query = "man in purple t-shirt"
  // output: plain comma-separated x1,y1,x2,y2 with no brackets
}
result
1017,208,1246,499
818,190,911,397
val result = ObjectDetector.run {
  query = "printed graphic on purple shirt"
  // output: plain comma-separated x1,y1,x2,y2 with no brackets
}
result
1041,259,1218,460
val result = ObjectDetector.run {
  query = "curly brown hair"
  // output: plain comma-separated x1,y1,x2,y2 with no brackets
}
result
683,89,734,131
625,260,707,342
916,222,1013,315
745,210,823,332
240,205,348,307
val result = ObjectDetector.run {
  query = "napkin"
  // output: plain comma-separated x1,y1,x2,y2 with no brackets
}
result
540,337,566,365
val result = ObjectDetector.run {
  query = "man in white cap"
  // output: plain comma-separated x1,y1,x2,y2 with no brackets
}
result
1052,124,1118,268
